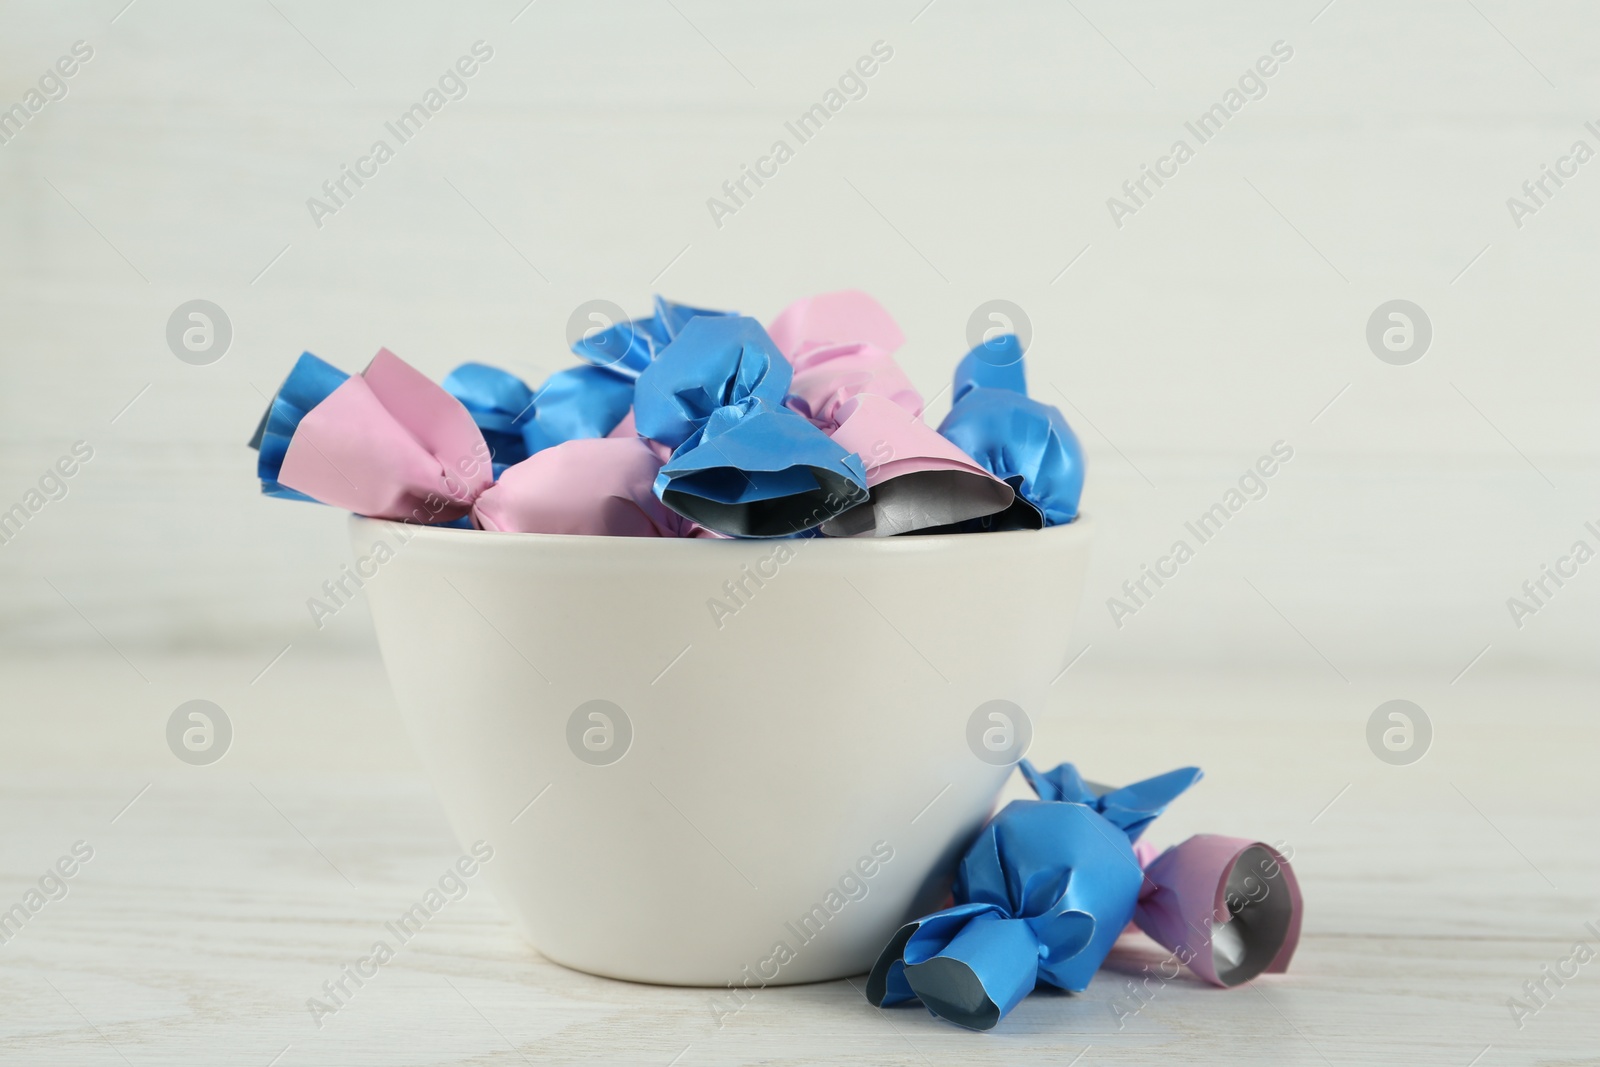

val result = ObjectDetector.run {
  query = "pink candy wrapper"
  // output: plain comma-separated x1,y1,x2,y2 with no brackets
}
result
278,349,493,524
771,294,1014,537
768,288,906,358
473,437,690,537
1133,834,1303,988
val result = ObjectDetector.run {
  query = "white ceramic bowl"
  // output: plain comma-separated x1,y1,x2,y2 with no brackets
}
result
352,514,1093,986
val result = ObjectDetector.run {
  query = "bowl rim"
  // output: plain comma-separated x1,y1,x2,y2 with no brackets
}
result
348,511,1091,554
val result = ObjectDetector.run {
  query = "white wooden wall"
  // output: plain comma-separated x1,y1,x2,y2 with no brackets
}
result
1,0,1596,679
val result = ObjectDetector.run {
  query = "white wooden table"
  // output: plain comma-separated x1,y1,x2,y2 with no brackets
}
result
1,653,1595,1065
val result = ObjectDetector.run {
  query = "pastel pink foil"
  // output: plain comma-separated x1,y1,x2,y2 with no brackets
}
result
832,393,1005,490
278,349,494,523
472,437,691,537
768,289,906,359
789,341,922,424
1133,834,1303,988
769,306,1015,536
606,409,720,535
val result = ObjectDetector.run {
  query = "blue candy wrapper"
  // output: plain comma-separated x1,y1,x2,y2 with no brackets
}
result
1019,761,1204,842
936,337,1085,529
249,351,349,500
867,760,1203,1031
866,798,1144,1030
438,362,544,466
441,361,622,467
650,294,734,346
634,315,869,538
572,294,733,368
444,297,733,467
954,333,1029,395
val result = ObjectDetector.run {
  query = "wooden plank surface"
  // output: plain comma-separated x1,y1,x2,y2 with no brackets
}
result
1,654,1595,1065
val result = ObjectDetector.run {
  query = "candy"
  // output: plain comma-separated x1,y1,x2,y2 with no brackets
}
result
275,348,493,524
865,796,1144,1030
249,351,349,501
444,296,734,468
770,292,1016,537
767,287,906,358
1018,759,1204,842
1133,835,1303,987
937,336,1086,528
250,292,1089,540
633,315,869,538
866,760,1301,1031
816,390,1015,537
472,437,690,537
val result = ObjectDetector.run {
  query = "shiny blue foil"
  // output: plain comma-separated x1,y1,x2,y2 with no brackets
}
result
936,337,1085,528
444,297,733,467
251,351,349,501
866,760,1202,1030
1019,761,1204,842
867,799,1142,1029
633,315,868,538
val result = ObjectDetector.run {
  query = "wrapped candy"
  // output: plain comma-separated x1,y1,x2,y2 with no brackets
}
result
787,340,921,420
865,797,1145,1030
803,362,1016,537
250,292,1088,542
766,287,907,359
272,348,494,524
769,292,1015,537
249,352,349,500
1133,835,1303,988
937,337,1086,529
867,759,1306,1031
443,297,734,467
1021,760,1300,987
253,349,679,537
1018,760,1203,842
472,437,690,537
633,315,869,538
635,294,734,344
444,360,632,466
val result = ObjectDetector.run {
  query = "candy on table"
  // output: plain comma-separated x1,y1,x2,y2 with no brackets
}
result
1018,759,1203,841
866,761,1202,1030
864,794,1146,1030
1132,834,1303,988
866,759,1301,1031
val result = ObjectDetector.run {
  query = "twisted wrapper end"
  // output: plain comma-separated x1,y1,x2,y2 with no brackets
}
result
1134,835,1303,988
636,316,870,537
275,349,494,524
1018,760,1204,842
